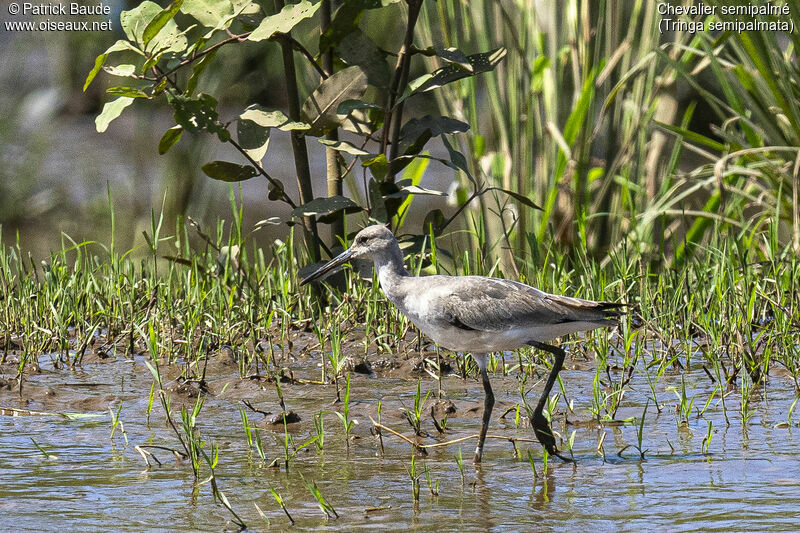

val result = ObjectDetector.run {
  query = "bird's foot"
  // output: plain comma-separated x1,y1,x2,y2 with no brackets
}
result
532,410,573,463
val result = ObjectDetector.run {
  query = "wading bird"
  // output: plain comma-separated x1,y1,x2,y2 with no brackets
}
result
301,225,623,463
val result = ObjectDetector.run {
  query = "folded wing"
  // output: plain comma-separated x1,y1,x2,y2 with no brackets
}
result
438,277,623,333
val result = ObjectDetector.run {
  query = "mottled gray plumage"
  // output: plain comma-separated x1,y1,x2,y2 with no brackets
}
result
301,225,624,463
398,275,621,352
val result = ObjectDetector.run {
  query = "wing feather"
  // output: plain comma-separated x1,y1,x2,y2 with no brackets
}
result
437,277,622,332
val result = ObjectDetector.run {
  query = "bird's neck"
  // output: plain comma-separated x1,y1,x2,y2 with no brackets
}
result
374,243,409,299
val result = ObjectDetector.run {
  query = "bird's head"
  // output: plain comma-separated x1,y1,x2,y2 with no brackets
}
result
300,225,397,286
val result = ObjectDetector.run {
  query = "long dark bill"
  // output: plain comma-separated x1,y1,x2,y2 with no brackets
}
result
299,248,354,286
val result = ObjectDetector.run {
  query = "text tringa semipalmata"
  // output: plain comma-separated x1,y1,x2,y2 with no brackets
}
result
301,225,623,463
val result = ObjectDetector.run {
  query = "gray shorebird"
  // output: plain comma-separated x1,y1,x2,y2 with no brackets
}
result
301,225,623,463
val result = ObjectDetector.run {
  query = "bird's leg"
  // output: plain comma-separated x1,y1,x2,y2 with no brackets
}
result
473,354,494,464
530,341,572,462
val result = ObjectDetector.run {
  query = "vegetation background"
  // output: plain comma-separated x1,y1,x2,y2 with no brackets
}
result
2,0,800,529
2,0,799,395
1,0,798,380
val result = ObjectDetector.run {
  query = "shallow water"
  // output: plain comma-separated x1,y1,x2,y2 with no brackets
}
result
2,348,799,531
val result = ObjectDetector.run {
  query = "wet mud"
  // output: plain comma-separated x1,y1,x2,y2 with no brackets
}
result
2,335,800,531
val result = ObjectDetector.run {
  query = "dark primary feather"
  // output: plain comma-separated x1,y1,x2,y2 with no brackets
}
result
442,309,478,331
437,277,623,332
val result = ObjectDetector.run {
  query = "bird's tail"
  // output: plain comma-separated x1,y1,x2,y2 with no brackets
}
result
550,295,628,326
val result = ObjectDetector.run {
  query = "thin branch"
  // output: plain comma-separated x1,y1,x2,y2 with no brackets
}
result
286,34,328,79
226,138,297,209
152,65,181,93
320,0,343,242
159,32,252,82
227,139,332,259
382,0,423,158
275,0,321,263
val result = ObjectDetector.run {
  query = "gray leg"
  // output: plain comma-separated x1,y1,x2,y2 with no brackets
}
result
473,354,494,464
530,341,572,462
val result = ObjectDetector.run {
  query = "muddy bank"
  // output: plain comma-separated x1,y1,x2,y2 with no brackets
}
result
3,332,800,531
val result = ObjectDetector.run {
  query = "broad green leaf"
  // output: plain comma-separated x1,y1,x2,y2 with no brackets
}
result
399,115,469,147
319,0,397,52
152,76,169,96
248,0,321,42
414,45,472,70
337,99,382,114
441,136,473,183
318,1,369,53
383,185,446,198
142,55,159,74
434,46,472,71
84,40,141,91
341,109,381,134
236,105,306,160
120,1,187,53
338,30,390,88
169,93,230,141
87,61,108,92
337,99,384,134
148,19,188,55
318,139,369,155
202,11,238,37
181,0,233,27
186,49,217,96
85,56,109,91
401,47,507,101
240,105,310,131
423,209,446,236
268,179,285,201
158,125,184,154
361,153,388,182
392,140,430,175
390,116,469,175
121,2,162,43
487,187,542,210
106,86,150,98
231,0,259,11
95,97,135,133
142,0,184,47
194,0,259,38
103,64,137,77
405,73,433,94
336,100,383,135
201,161,258,181
237,115,270,161
291,196,362,218
301,66,368,137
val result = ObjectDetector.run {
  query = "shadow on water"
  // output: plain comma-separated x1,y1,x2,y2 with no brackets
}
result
1,346,800,531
